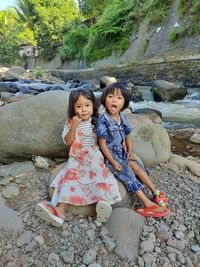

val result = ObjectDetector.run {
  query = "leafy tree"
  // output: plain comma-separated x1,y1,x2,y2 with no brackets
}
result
64,0,173,63
60,23,89,60
14,0,80,60
15,0,36,32
178,0,200,35
78,0,111,18
0,9,20,64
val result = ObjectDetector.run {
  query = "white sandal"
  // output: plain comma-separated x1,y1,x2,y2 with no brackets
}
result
96,201,112,223
35,200,64,227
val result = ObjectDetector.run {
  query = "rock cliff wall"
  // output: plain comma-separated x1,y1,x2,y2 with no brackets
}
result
50,58,200,87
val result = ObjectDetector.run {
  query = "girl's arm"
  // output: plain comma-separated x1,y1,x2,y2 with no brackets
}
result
125,134,136,160
98,137,122,171
64,127,76,145
64,116,82,145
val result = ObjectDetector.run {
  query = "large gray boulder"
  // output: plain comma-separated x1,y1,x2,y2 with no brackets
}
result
105,208,144,262
0,90,70,163
169,153,200,177
0,194,23,232
126,113,171,167
0,91,171,166
152,80,187,102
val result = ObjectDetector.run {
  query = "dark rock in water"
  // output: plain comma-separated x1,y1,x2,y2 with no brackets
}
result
50,85,65,91
151,80,187,102
18,80,35,84
129,93,143,102
133,108,162,119
100,76,118,89
0,82,19,93
69,80,81,88
50,84,71,91
80,83,92,90
27,83,50,92
126,83,143,102
45,86,53,91
19,85,33,94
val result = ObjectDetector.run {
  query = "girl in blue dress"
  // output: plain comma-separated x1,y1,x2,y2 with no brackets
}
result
96,82,170,217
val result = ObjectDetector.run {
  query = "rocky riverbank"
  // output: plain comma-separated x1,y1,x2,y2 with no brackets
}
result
0,146,199,267
168,128,200,158
0,67,199,266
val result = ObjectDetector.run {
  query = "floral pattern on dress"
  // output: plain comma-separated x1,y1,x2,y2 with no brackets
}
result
50,119,121,207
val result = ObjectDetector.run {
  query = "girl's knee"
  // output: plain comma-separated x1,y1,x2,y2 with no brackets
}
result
131,161,141,173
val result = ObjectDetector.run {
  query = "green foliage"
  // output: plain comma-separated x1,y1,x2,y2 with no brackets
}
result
141,0,172,25
178,0,190,15
2,0,199,65
189,0,200,34
81,0,142,63
61,0,172,63
116,37,129,54
60,24,89,60
29,66,44,79
178,0,200,35
168,23,187,42
168,30,178,42
0,9,22,64
15,0,80,60
0,38,19,65
78,0,111,18
140,39,149,53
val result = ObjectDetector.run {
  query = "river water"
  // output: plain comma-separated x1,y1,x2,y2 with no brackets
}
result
1,81,199,129
130,86,200,129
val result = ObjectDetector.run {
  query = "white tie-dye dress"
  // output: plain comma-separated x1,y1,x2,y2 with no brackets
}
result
50,118,121,207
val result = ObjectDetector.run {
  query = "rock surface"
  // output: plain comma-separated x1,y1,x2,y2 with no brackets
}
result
0,153,199,266
0,91,171,166
0,91,70,163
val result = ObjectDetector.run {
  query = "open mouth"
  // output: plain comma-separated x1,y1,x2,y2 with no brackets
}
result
110,104,118,112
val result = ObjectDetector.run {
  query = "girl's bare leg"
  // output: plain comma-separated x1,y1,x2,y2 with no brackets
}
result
55,203,68,219
129,161,156,194
135,190,166,212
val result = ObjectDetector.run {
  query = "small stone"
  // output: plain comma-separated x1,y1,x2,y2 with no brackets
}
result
16,230,33,247
48,252,60,264
191,245,200,253
82,248,97,265
34,235,45,246
177,253,185,264
2,185,20,199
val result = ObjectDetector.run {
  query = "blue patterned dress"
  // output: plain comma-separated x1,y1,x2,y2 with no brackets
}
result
96,111,144,193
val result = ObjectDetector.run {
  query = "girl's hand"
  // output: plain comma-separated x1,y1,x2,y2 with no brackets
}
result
112,161,122,172
128,152,137,161
67,116,82,130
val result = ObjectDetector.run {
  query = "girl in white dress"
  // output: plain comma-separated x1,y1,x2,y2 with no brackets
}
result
36,89,121,227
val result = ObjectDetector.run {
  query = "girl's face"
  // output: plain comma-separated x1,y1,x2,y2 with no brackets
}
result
105,89,125,116
74,95,93,121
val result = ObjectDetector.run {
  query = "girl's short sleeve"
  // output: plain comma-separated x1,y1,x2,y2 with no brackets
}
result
96,116,108,139
61,122,70,144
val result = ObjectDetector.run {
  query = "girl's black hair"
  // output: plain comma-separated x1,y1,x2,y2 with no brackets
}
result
67,89,99,125
101,82,130,111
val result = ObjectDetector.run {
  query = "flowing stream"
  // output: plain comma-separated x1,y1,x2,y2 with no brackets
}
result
130,86,200,129
1,81,199,129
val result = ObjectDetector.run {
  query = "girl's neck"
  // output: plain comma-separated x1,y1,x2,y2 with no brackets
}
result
107,111,120,124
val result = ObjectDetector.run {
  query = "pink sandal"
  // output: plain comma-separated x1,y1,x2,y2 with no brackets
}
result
154,190,169,207
35,200,64,227
137,205,171,218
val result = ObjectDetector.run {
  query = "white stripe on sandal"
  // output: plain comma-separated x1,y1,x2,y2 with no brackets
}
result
35,202,64,227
